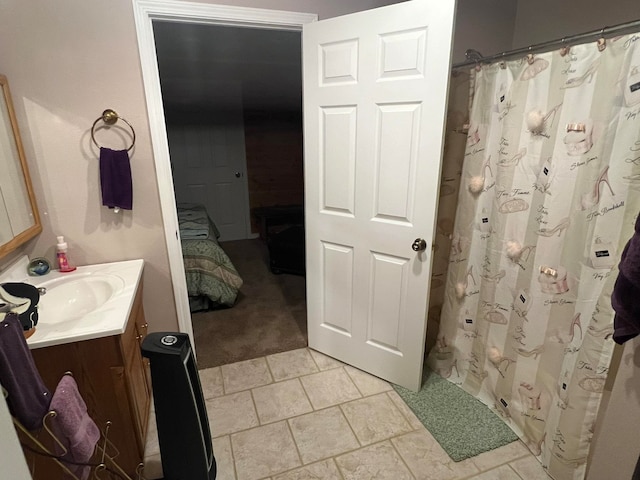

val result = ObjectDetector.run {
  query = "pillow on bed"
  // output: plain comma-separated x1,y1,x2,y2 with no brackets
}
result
177,203,220,240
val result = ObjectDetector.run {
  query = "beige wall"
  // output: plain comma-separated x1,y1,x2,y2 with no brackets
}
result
452,0,517,63
510,2,640,478
513,0,639,48
187,0,404,19
0,0,176,331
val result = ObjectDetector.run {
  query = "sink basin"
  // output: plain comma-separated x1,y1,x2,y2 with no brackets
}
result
37,273,125,325
0,255,144,348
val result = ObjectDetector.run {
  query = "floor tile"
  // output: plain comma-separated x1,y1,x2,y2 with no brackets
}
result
252,378,313,424
266,348,319,381
509,455,550,479
206,391,259,437
391,429,479,480
471,440,529,472
300,368,361,409
386,390,424,430
340,393,412,445
344,366,392,397
273,459,343,480
231,421,301,480
288,407,360,464
470,464,521,479
213,435,236,480
192,351,547,480
308,349,344,370
222,357,273,394
199,366,225,399
335,441,413,480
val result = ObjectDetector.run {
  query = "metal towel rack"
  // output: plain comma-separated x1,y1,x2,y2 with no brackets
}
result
90,109,136,152
7,374,148,480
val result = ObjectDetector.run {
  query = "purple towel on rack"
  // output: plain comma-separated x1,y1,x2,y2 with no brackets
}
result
612,214,640,344
50,375,100,480
0,313,51,430
99,147,133,210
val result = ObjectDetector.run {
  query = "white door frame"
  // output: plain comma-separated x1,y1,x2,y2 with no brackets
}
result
132,0,317,349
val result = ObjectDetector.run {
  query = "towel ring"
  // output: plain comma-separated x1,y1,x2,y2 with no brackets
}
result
91,109,136,152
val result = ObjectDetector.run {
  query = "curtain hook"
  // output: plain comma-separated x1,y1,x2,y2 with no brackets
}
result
559,38,570,57
499,52,507,69
464,49,484,72
597,28,607,52
526,46,535,65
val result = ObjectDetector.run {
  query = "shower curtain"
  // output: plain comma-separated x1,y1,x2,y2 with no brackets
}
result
428,32,640,480
426,69,472,353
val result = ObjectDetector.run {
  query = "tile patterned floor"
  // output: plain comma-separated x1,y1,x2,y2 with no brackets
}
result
143,348,550,480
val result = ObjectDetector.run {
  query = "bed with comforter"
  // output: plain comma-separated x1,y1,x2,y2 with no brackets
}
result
177,203,243,311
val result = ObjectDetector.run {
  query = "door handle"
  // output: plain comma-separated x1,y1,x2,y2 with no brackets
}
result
235,172,241,178
412,238,427,252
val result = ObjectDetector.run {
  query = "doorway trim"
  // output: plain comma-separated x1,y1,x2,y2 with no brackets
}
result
131,0,317,349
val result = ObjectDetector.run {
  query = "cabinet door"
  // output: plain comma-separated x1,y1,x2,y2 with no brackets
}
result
122,289,151,453
126,338,150,454
135,304,152,396
32,336,142,478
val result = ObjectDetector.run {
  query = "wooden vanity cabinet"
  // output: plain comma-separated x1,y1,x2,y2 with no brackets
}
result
29,281,151,479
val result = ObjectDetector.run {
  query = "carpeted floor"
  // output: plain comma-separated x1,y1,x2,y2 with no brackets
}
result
392,369,518,462
191,239,308,369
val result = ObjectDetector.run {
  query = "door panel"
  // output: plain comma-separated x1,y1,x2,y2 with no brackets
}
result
304,0,456,390
321,106,357,215
374,103,421,222
368,251,407,353
321,241,355,335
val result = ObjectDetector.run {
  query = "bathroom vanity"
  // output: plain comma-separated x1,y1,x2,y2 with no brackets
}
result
3,257,150,479
31,282,150,477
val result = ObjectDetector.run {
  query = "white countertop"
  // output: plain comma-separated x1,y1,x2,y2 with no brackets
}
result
0,255,144,349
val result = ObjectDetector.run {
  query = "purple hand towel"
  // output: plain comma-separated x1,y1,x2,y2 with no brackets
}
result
99,147,133,210
50,375,100,480
0,313,51,430
612,214,640,344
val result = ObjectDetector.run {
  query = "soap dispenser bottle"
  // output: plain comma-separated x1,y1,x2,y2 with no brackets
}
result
56,236,77,273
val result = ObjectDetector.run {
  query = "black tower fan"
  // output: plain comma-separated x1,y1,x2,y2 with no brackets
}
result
141,332,216,479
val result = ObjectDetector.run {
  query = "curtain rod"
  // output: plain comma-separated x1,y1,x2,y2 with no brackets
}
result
453,18,640,69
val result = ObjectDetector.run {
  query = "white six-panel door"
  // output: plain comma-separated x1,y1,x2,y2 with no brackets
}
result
303,0,456,390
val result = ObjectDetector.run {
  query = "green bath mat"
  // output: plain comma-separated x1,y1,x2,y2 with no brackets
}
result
392,369,518,461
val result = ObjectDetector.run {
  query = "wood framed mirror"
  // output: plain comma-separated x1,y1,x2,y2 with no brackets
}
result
0,74,41,259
